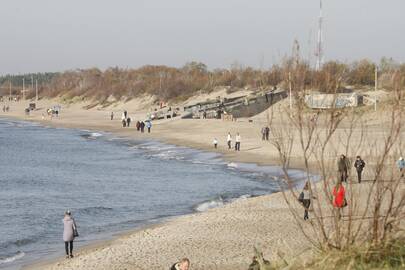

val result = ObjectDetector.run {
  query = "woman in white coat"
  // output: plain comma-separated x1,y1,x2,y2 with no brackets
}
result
63,210,78,258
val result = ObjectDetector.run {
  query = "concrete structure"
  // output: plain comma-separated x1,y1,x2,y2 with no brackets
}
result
305,93,361,109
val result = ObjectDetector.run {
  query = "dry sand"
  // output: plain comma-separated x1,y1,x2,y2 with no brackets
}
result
0,96,403,270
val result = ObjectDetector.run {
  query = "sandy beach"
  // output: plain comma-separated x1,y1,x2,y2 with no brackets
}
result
1,96,403,270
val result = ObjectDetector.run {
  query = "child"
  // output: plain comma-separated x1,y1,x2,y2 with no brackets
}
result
213,138,218,149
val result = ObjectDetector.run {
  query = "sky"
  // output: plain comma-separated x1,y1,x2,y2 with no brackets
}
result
0,0,404,74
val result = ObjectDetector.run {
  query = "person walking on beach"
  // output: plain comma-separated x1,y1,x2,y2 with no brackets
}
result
170,258,190,270
261,127,266,141
299,181,315,220
124,110,127,119
63,210,78,259
227,132,232,150
265,126,270,141
332,181,346,219
136,121,141,131
140,121,145,133
122,119,127,127
235,133,241,151
110,111,114,120
146,120,152,133
337,154,349,182
397,157,405,177
213,138,218,149
126,117,131,127
354,156,365,183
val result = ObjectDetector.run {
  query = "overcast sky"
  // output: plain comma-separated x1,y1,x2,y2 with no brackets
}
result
0,0,404,74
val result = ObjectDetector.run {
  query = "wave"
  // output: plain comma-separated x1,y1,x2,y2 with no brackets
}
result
90,132,103,137
194,197,225,212
80,132,103,139
77,206,114,215
0,238,36,250
0,252,25,265
227,162,238,168
194,194,252,212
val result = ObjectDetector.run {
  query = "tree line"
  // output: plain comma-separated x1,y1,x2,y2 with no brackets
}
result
1,57,404,102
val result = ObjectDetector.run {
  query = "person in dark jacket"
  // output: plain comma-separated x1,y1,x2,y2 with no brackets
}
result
337,154,349,182
136,121,140,131
126,117,131,127
354,156,365,183
299,181,315,220
122,119,127,127
110,111,114,120
140,121,145,133
265,126,270,141
261,127,266,140
170,258,190,270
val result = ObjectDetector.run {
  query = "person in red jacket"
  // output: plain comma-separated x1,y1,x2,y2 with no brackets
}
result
333,181,346,219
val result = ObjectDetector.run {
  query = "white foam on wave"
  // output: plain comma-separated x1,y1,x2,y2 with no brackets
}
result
90,132,103,137
227,162,238,168
195,198,224,212
233,194,251,201
0,252,25,265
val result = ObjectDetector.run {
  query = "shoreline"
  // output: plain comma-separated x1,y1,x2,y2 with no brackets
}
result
1,101,314,270
2,116,305,270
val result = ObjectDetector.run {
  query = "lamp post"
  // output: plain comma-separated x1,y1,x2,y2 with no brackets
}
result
374,67,378,111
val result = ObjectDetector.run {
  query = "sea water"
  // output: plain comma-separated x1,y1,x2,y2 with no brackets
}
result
0,118,308,269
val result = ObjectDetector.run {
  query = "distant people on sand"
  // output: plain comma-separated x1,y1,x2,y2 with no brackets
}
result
333,180,347,219
136,121,141,131
213,138,218,149
122,119,127,127
235,133,241,151
202,111,207,119
261,127,266,140
299,181,315,221
110,112,114,120
146,120,152,133
354,156,366,183
170,258,190,270
227,132,232,149
140,121,145,133
261,126,270,141
63,210,78,259
126,117,131,127
397,157,405,177
124,110,127,119
337,154,349,183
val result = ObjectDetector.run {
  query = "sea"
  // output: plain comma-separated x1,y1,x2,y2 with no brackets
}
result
0,118,309,269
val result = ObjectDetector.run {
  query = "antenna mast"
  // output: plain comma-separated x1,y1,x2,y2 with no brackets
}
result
315,0,323,70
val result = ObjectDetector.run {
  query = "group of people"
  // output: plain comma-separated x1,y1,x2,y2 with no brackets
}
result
136,120,152,133
298,154,359,221
227,132,241,151
337,154,366,183
212,132,241,151
260,126,270,141
121,110,131,127
2,105,10,112
115,110,152,133
299,177,347,221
